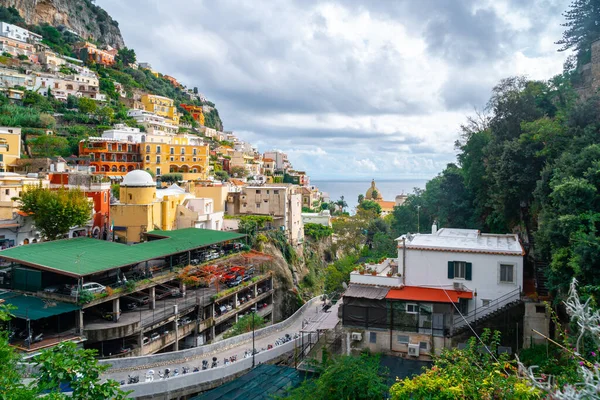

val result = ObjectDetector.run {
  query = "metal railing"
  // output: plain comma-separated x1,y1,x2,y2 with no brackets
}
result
453,286,522,329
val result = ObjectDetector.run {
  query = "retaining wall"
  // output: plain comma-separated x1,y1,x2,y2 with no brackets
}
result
99,295,321,371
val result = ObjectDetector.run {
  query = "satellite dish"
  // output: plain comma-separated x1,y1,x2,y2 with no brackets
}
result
342,282,348,290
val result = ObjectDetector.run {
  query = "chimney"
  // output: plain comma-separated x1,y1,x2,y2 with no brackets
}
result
432,221,438,234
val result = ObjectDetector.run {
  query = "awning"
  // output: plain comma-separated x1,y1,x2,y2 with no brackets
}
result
386,286,473,303
0,291,80,320
344,284,389,300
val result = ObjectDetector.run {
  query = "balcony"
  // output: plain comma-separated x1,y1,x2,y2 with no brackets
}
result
350,258,403,287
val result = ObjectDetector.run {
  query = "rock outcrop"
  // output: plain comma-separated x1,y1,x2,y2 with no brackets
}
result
4,0,125,48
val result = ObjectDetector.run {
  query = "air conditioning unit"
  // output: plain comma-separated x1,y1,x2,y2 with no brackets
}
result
351,332,362,341
408,344,420,357
453,282,464,291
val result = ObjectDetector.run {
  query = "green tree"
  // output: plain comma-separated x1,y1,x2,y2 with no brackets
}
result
160,173,183,184
34,342,130,399
95,106,114,124
286,352,388,400
335,195,348,214
358,200,381,216
115,47,136,66
390,330,541,399
0,6,24,24
223,314,265,338
29,135,70,158
230,166,248,177
17,186,93,240
214,170,230,181
357,193,365,204
304,223,333,240
22,91,54,113
557,0,600,64
77,97,97,114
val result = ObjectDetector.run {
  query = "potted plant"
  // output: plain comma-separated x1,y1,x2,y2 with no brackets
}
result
358,266,365,275
386,271,393,277
370,268,377,276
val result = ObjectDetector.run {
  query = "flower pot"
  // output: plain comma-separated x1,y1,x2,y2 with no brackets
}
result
371,271,377,276
359,270,365,275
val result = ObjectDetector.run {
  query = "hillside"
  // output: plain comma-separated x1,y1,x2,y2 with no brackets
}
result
2,0,124,48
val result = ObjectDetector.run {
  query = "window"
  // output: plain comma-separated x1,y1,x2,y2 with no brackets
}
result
454,261,466,279
146,145,151,153
170,147,174,155
156,146,161,154
536,306,546,314
180,156,185,162
128,194,132,201
448,261,472,280
406,303,418,314
170,157,174,161
146,155,150,162
369,332,377,344
256,190,261,194
156,168,161,175
256,203,261,208
419,341,428,350
500,264,514,283
397,335,409,344
181,148,185,154
4,189,9,196
193,148,197,155
482,299,491,307
274,190,279,195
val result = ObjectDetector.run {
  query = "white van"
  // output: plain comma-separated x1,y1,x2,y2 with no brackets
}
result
71,282,106,297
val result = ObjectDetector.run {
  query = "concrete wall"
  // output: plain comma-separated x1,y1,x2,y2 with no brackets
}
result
127,335,303,399
99,296,320,370
522,301,549,348
401,248,523,313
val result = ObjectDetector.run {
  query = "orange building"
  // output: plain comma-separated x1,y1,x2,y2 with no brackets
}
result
180,104,205,125
79,138,143,175
164,75,181,87
49,173,112,239
74,42,117,66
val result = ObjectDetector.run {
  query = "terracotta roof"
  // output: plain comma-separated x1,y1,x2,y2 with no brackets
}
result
376,200,396,210
386,286,473,303
229,179,245,186
262,158,274,162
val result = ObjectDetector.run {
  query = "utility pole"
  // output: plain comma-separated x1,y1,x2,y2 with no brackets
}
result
417,205,421,233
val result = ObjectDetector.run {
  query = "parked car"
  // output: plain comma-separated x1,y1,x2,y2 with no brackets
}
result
70,282,106,297
150,332,160,342
142,336,150,345
44,284,72,295
227,276,242,288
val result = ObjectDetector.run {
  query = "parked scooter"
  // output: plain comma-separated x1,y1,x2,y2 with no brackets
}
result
202,360,209,370
127,375,139,384
211,357,218,368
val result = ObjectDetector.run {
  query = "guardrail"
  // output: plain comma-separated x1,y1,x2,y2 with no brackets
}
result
99,295,322,371
125,333,310,398
453,287,522,329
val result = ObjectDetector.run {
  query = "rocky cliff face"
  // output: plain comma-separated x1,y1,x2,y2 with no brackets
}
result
4,0,125,48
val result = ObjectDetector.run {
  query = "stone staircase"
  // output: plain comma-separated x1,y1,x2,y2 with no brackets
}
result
534,261,549,297
451,287,522,336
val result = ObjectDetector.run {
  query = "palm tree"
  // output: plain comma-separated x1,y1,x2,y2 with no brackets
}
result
336,196,348,214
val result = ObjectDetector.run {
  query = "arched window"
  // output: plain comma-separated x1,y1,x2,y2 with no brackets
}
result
146,145,151,153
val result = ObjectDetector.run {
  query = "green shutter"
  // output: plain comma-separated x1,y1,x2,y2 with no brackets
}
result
447,261,454,279
465,262,472,281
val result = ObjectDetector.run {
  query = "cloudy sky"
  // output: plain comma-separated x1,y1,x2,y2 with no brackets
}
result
97,0,570,180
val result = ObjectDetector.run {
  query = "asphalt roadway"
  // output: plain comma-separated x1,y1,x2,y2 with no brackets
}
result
103,300,334,383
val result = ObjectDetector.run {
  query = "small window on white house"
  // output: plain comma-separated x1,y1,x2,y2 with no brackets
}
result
419,341,428,350
454,261,466,279
482,299,491,307
406,304,418,314
500,264,514,283
397,335,409,344
369,332,377,344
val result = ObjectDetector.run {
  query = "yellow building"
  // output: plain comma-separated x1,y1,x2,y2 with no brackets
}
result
111,170,189,243
141,136,210,181
141,94,180,126
0,127,22,173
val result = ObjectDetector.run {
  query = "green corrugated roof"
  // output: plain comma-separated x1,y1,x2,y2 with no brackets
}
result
0,291,80,320
191,364,304,400
0,228,245,277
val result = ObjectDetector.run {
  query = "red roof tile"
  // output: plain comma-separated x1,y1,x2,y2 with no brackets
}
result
386,286,473,303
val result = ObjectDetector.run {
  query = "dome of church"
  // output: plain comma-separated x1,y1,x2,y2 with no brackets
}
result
365,179,383,200
122,170,155,187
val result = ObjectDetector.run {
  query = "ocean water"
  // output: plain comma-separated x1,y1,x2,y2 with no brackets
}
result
311,179,428,212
